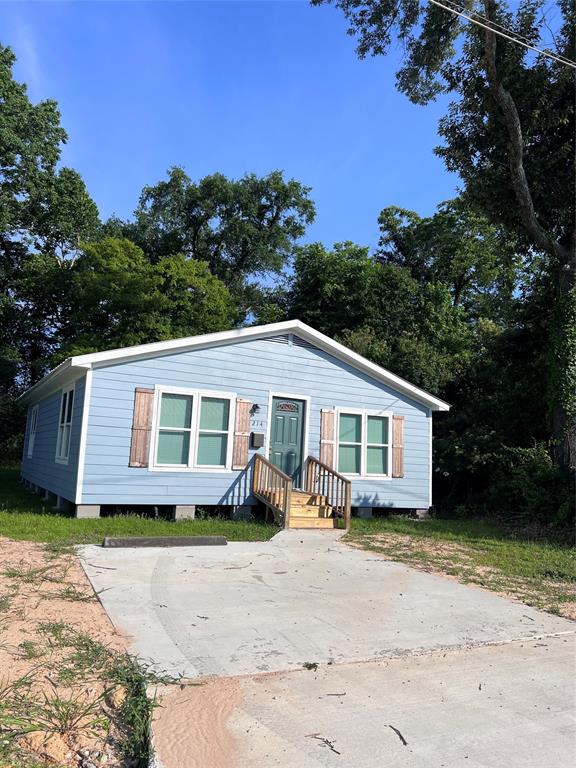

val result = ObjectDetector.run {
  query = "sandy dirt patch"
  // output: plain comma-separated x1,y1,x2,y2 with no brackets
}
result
152,678,240,768
0,537,130,767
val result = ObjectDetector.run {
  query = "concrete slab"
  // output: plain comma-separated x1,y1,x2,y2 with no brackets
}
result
80,530,574,678
218,635,576,768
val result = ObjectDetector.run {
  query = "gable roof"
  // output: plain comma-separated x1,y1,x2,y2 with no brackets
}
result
19,320,450,411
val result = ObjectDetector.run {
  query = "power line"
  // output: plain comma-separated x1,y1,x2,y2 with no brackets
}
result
427,0,576,69
429,0,576,67
430,0,575,66
443,0,547,49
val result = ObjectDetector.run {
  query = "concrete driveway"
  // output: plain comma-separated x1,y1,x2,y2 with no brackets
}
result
80,530,572,678
80,530,576,767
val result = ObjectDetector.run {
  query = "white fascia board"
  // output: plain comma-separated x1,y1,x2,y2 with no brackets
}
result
19,319,451,412
293,324,451,412
70,320,300,367
18,359,90,405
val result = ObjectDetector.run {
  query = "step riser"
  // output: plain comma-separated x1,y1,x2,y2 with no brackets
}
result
290,500,327,507
289,505,331,518
288,518,335,529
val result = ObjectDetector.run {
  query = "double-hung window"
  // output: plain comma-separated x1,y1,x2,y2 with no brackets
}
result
337,410,391,477
27,405,39,458
154,389,234,469
56,386,75,463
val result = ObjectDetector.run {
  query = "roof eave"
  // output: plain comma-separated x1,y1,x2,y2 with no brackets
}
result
17,320,451,412
18,359,90,405
291,324,451,411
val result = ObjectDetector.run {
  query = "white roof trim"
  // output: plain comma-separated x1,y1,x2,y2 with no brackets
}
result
19,320,450,411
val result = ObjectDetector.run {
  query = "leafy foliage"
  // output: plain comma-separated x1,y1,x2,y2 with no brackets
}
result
287,238,473,393
0,44,99,398
378,199,518,316
110,166,315,306
56,239,237,359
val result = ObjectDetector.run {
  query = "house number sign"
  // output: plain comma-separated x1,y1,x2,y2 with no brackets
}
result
277,402,298,412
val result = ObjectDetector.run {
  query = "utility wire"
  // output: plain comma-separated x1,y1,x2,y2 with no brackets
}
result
443,0,559,51
427,0,576,69
430,0,575,66
429,0,575,67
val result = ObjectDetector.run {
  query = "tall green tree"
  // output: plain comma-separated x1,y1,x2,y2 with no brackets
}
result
109,167,316,314
378,199,518,317
57,238,236,358
287,240,473,392
312,0,575,467
0,44,100,391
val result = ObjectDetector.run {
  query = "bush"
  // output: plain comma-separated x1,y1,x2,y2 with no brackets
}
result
434,437,574,525
486,445,574,524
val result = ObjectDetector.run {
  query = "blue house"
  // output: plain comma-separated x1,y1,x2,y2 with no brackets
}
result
19,320,449,529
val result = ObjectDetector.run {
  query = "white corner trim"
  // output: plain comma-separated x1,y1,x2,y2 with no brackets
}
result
19,320,451,412
428,409,433,508
74,370,93,504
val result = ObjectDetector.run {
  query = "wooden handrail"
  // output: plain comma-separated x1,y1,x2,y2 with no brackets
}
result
252,454,293,528
253,454,292,482
306,457,349,484
305,456,351,531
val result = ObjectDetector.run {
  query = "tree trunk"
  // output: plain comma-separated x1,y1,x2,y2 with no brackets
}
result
483,0,576,470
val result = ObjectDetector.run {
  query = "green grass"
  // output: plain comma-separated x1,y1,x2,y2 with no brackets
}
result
1,622,174,767
0,468,276,545
347,516,575,615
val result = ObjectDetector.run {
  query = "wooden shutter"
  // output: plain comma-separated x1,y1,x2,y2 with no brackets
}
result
320,409,336,468
129,388,154,467
232,398,252,470
392,414,404,478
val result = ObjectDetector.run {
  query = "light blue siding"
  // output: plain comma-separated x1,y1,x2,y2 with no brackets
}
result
21,376,86,502
81,337,431,508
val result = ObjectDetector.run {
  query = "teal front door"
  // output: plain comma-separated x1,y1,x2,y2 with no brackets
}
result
269,397,305,485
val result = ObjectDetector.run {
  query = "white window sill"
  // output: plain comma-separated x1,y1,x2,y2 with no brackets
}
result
340,474,393,481
55,457,70,466
148,465,235,474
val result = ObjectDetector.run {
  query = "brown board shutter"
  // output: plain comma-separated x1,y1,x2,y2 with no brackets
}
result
320,409,336,468
232,398,252,470
392,414,405,478
129,388,154,467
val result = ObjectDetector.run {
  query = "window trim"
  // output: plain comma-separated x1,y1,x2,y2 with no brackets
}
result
335,408,392,479
55,384,75,465
149,386,237,472
27,404,39,458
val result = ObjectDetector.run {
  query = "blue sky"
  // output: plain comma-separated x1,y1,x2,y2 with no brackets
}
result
1,0,459,249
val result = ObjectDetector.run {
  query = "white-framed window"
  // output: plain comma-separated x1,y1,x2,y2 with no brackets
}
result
55,385,75,464
336,409,391,477
27,405,39,458
151,388,235,471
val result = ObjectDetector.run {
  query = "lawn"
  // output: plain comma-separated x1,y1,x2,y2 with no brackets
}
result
347,516,576,618
0,467,276,545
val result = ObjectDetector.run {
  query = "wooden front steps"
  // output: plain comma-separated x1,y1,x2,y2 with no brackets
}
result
288,491,335,529
252,455,350,531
